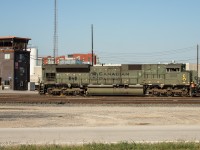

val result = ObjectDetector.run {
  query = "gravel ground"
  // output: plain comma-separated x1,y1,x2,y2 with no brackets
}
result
0,104,200,128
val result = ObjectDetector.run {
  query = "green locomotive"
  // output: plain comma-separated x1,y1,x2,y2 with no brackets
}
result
39,63,198,96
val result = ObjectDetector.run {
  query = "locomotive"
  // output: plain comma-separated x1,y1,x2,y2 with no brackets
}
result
39,63,199,96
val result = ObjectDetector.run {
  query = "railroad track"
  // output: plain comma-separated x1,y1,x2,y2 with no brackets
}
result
1,93,200,104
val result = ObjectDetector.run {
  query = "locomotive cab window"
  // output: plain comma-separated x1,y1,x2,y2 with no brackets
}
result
46,73,56,81
166,68,180,72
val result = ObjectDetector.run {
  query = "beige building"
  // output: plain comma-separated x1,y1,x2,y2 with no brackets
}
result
30,66,42,87
186,63,200,77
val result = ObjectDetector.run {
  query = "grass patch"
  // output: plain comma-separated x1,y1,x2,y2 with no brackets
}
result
0,142,200,150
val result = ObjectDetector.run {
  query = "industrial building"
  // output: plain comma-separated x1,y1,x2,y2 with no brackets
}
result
42,53,97,65
0,36,31,90
69,53,97,64
28,47,42,90
186,63,200,81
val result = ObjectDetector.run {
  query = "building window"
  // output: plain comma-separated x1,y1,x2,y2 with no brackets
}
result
4,54,10,59
19,54,24,60
4,80,10,85
19,67,25,76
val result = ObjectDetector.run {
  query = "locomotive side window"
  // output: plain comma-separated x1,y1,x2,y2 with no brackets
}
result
46,73,55,81
69,76,77,81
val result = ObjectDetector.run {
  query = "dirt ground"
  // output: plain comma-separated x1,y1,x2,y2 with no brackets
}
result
0,104,200,128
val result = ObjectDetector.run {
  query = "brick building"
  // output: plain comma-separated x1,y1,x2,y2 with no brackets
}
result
69,53,97,64
42,53,97,65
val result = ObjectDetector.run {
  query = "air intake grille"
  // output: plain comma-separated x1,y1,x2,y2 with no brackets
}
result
128,65,142,70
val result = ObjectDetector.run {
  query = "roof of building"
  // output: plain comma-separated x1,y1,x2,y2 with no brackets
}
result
0,36,31,40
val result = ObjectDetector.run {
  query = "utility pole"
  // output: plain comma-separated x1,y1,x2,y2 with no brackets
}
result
197,44,199,84
91,24,94,66
53,0,58,64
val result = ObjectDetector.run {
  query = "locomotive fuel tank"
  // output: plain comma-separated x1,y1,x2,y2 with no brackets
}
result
87,84,143,96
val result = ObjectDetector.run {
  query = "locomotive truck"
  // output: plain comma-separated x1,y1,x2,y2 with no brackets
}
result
39,63,199,96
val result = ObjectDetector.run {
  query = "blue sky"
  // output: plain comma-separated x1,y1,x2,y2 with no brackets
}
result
1,0,200,64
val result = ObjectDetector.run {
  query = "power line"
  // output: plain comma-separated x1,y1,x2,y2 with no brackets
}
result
96,45,197,63
97,46,196,57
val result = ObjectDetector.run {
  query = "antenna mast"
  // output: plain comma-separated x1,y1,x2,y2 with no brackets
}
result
53,0,58,64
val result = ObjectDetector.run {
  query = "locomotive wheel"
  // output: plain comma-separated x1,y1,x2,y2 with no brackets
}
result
166,90,172,97
152,88,160,96
47,88,53,95
181,90,188,97
61,89,66,96
73,91,77,96
153,91,160,96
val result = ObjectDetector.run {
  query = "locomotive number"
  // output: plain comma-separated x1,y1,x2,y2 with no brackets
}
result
182,74,187,82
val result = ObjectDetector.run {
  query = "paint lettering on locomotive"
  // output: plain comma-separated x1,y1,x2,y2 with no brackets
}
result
182,74,187,82
98,72,129,76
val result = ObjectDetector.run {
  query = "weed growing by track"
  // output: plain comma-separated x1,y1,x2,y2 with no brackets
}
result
1,142,200,150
